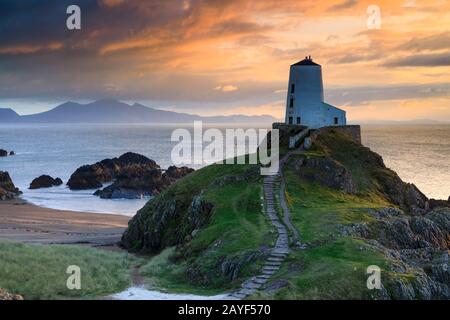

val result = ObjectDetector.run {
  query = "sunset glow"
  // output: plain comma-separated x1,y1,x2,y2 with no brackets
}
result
1,0,450,121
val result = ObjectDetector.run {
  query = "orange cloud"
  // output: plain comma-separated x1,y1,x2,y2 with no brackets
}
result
0,42,63,55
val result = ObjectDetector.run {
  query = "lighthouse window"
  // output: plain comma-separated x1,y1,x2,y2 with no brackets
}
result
288,117,293,124
291,83,295,93
289,98,294,108
296,117,301,124
334,117,339,125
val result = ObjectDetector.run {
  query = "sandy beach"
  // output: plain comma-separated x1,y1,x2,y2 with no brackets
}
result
0,199,130,247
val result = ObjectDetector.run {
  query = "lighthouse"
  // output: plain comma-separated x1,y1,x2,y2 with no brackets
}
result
284,56,346,128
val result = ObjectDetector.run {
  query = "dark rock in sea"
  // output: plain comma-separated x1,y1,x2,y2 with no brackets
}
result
0,149,7,157
0,171,21,200
29,175,63,189
67,152,159,190
164,165,195,181
94,186,144,199
9,151,15,156
94,165,194,199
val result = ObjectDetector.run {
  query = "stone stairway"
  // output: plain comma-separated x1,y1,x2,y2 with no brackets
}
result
228,174,291,299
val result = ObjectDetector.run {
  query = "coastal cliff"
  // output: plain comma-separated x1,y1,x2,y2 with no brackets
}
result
121,127,450,299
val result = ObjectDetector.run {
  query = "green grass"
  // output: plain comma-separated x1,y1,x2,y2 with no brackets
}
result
308,128,397,195
250,165,390,299
139,247,224,295
283,167,388,244
0,241,132,300
137,165,274,292
266,238,388,299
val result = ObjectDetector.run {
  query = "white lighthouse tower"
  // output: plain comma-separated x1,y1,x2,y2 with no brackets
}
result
284,56,346,128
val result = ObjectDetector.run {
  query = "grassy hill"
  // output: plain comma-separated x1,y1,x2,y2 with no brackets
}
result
121,127,450,299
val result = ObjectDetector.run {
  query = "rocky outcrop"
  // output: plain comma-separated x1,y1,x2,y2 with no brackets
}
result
93,165,194,199
121,192,213,252
29,175,63,189
0,149,7,157
164,166,195,181
343,207,450,299
0,288,23,300
288,155,357,194
376,173,428,214
67,152,159,190
9,151,15,156
301,127,431,213
0,171,21,200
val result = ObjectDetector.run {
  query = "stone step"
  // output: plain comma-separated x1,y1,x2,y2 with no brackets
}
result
242,281,262,290
239,288,256,296
231,293,246,299
253,278,268,285
264,261,281,266
264,263,281,269
257,274,272,279
273,250,290,255
270,253,287,259
261,270,275,276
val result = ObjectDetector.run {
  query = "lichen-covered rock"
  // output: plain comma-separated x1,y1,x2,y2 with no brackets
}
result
121,191,213,252
344,207,450,299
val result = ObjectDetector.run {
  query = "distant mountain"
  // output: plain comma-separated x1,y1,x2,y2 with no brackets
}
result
0,108,20,122
0,99,276,124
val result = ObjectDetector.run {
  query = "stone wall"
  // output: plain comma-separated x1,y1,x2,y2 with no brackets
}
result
288,128,310,149
272,123,308,148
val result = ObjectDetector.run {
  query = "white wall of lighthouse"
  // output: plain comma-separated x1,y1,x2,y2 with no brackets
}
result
284,57,346,129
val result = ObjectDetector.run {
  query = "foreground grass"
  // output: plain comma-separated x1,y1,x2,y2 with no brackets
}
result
139,247,224,295
0,241,132,299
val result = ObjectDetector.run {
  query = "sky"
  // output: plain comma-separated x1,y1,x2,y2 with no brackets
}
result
0,0,449,121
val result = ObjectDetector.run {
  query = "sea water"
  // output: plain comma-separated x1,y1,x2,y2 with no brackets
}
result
0,123,449,216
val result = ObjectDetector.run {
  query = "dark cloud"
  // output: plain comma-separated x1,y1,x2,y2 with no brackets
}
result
328,52,382,64
383,53,450,67
328,0,358,11
398,32,450,52
326,83,450,106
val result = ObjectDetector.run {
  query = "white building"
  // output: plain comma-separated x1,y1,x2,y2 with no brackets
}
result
284,56,346,128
